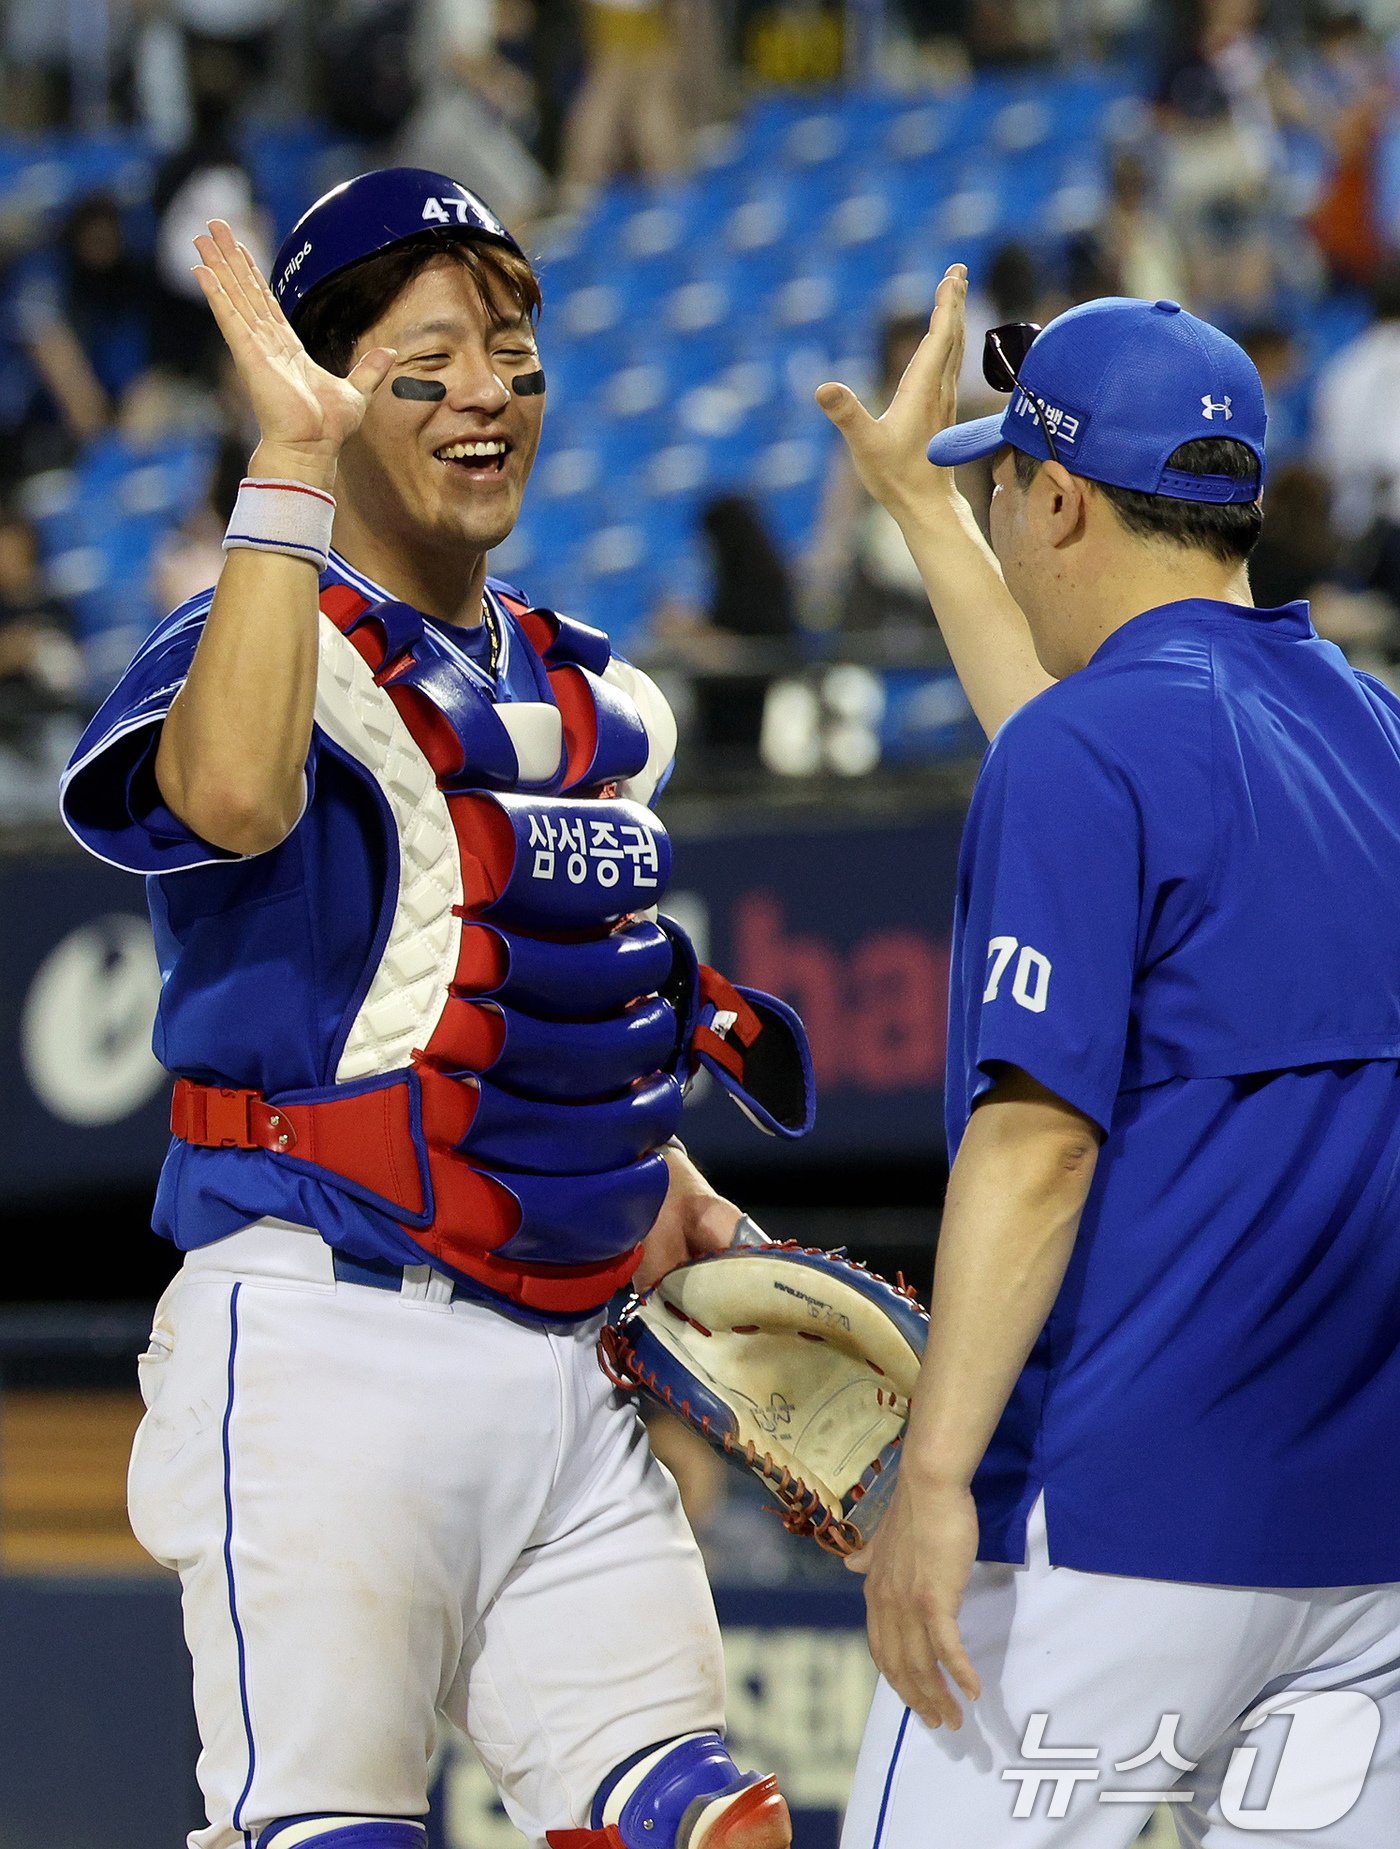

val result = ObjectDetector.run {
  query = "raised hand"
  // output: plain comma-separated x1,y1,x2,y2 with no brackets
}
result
815,263,969,526
192,219,396,475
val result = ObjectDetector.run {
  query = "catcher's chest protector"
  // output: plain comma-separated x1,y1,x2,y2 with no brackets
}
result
175,587,685,1312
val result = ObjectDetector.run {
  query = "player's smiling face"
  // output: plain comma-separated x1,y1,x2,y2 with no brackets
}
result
337,255,544,559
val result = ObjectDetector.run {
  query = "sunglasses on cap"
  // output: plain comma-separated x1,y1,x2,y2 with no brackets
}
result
982,321,1062,466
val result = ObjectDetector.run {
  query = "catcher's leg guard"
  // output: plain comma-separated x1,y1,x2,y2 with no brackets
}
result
549,1733,791,1849
256,1821,426,1849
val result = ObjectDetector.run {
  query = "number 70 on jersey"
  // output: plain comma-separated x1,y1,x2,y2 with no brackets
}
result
983,937,1052,1013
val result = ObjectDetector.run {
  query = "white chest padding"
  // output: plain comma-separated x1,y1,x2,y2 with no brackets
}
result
314,620,464,1082
495,701,564,784
607,657,678,807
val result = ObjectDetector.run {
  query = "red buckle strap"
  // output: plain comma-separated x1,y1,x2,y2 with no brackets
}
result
170,1076,427,1219
691,966,763,1081
170,1078,289,1151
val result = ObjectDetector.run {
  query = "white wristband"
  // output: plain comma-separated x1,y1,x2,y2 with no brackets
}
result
223,477,336,572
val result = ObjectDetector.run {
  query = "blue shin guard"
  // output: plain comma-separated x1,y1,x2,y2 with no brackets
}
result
561,1733,788,1849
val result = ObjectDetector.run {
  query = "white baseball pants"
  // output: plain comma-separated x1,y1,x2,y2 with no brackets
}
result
128,1220,725,1849
841,1498,1400,1849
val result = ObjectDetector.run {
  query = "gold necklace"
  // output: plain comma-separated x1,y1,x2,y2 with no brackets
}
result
482,594,502,680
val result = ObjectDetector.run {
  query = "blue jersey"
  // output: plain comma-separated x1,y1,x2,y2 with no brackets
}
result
948,597,1400,1589
60,551,678,1282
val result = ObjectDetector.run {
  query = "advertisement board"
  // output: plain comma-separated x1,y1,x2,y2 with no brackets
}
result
0,807,964,1204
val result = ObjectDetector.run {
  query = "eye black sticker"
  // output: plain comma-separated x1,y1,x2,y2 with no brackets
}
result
392,377,447,401
392,372,544,399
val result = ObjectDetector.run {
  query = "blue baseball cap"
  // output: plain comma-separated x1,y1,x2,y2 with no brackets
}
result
927,297,1266,503
271,168,523,320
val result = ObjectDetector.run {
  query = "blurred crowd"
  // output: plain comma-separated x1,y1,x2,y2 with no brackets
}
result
5,0,1400,820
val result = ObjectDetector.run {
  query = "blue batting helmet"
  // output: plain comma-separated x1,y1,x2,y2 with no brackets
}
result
271,168,525,320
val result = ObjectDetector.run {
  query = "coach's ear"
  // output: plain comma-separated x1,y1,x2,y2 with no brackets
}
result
1039,462,1089,550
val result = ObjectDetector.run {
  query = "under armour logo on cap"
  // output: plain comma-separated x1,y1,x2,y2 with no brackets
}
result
926,298,1266,501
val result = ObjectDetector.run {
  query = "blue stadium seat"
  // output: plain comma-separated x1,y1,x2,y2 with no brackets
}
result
554,281,627,342
823,183,897,253
741,93,838,165
654,280,740,378
556,559,654,649
537,342,619,424
630,443,737,566
1036,69,1137,145
715,193,790,269
533,440,606,502
883,99,967,167
47,543,111,613
780,111,852,172
1294,292,1374,372
751,432,834,550
600,363,669,423
578,519,652,583
878,667,981,764
0,130,154,221
618,194,694,262
614,251,690,318
489,520,537,582
66,519,160,664
575,180,659,255
241,122,343,237
770,269,839,336
21,468,82,560
989,97,1055,157
700,242,794,329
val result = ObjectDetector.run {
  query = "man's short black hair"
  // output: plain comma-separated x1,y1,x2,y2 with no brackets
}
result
1012,438,1262,563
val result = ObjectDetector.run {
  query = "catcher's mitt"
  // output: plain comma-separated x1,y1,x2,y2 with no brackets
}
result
601,1245,928,1556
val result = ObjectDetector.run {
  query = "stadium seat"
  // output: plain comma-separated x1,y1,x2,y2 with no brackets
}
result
989,98,1054,157
752,433,834,550
883,101,962,166
555,282,626,342
878,667,981,764
780,111,851,172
